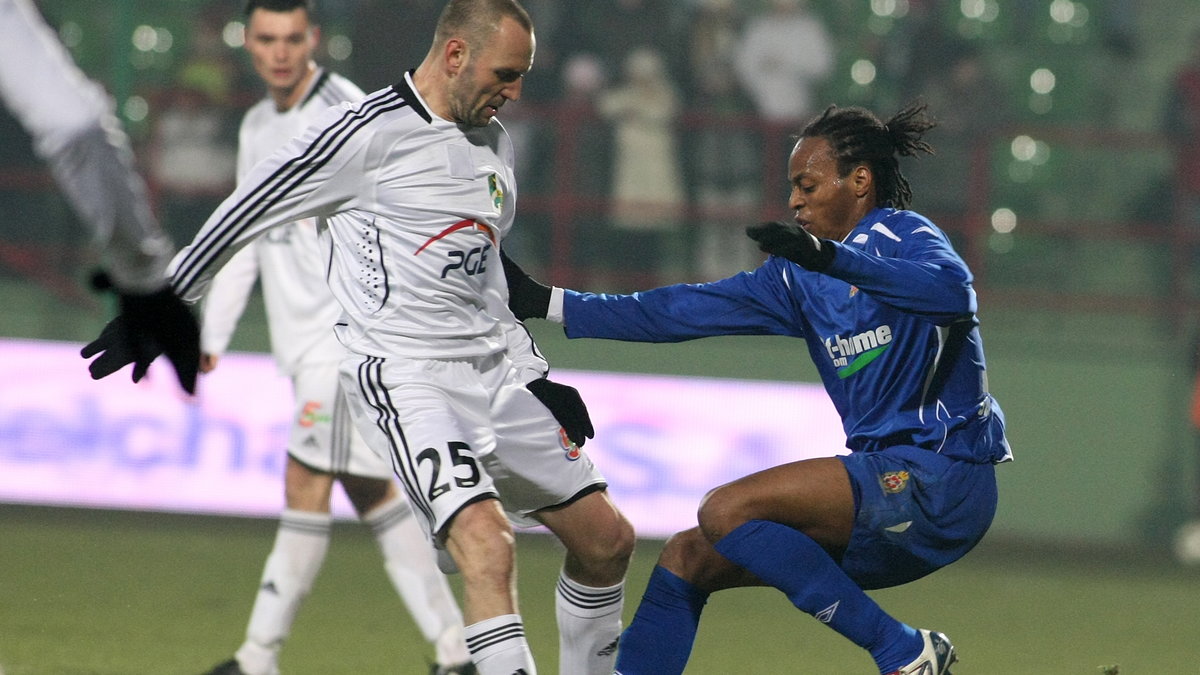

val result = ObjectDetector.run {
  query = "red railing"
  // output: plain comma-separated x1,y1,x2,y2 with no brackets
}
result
1,99,1193,324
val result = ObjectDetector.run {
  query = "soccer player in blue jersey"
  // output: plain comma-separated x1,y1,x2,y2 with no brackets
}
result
502,102,1011,675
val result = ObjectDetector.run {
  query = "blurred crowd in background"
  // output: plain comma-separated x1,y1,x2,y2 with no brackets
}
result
2,0,1200,308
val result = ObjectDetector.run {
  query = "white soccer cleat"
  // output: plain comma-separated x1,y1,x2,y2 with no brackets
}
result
885,629,957,675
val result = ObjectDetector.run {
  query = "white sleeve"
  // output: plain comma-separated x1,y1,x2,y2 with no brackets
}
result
503,316,549,384
0,0,173,293
168,103,371,303
547,286,565,324
199,242,260,357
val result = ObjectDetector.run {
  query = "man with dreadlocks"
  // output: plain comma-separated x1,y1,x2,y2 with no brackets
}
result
501,102,1011,674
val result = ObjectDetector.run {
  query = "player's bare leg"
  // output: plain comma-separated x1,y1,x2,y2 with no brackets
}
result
343,475,471,671
699,458,925,674
537,489,635,675
443,499,535,674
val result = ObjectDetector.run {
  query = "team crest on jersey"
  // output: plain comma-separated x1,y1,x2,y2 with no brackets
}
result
488,173,504,210
558,428,581,461
880,470,910,494
849,285,859,297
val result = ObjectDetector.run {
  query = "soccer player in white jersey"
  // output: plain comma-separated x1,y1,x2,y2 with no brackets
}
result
198,3,471,675
0,0,198,392
84,1,635,673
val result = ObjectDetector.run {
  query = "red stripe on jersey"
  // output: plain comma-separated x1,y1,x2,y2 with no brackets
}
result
413,219,497,255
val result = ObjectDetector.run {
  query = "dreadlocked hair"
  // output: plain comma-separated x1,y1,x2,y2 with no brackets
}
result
800,101,936,210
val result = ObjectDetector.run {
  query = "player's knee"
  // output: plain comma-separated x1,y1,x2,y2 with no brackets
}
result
603,512,636,565
658,528,723,587
696,484,753,544
659,529,702,569
446,501,517,584
571,510,636,571
340,475,392,514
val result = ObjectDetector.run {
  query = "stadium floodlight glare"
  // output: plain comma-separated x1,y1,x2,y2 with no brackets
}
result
1049,0,1090,27
990,208,1017,234
327,34,353,61
1049,0,1076,24
960,0,999,22
123,95,149,123
850,59,877,86
131,25,158,52
1030,68,1056,95
870,0,910,18
129,25,174,55
59,21,83,48
1011,135,1037,161
223,21,245,49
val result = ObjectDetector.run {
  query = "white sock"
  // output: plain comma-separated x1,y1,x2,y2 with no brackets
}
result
465,614,536,675
555,572,625,675
364,493,469,666
235,509,331,675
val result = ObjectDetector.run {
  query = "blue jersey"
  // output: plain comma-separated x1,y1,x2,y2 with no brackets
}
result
562,207,1011,465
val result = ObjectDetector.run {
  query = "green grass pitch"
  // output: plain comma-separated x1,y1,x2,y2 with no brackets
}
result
0,504,1196,674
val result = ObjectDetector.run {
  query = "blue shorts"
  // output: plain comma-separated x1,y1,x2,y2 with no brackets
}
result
837,446,997,590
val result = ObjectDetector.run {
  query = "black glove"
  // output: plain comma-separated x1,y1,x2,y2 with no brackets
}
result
500,250,551,320
746,221,836,272
526,377,594,447
81,271,201,394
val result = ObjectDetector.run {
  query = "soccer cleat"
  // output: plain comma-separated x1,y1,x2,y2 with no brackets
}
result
885,629,957,675
429,661,477,675
200,658,247,675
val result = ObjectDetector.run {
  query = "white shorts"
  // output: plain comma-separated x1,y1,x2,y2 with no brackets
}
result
288,361,393,479
341,351,606,540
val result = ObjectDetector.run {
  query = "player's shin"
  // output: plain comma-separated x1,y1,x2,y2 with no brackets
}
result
365,493,469,666
556,571,624,675
239,509,331,675
713,520,920,673
612,566,709,675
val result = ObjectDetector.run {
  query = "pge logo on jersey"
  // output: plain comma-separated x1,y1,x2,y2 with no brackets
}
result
414,218,498,279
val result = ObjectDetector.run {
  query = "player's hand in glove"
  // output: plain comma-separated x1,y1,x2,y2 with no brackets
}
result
500,250,551,320
81,271,201,394
526,377,594,447
746,221,836,272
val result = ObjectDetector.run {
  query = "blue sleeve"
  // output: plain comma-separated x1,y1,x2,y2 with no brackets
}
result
563,260,806,342
823,223,975,324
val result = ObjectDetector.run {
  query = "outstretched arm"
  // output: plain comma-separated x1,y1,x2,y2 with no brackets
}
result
0,2,202,392
83,98,373,391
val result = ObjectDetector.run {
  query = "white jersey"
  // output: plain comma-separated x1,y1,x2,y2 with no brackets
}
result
201,68,364,373
0,0,173,292
172,71,547,379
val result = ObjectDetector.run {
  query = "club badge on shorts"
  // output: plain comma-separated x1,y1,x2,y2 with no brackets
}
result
879,470,910,494
557,428,581,461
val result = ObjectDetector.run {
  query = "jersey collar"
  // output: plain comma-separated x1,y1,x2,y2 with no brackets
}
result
394,70,434,124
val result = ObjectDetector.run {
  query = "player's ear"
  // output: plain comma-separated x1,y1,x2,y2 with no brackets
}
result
444,37,469,74
308,25,321,49
851,164,872,199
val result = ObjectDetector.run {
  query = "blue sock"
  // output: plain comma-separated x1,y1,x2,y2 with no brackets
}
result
613,565,709,675
714,519,921,673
